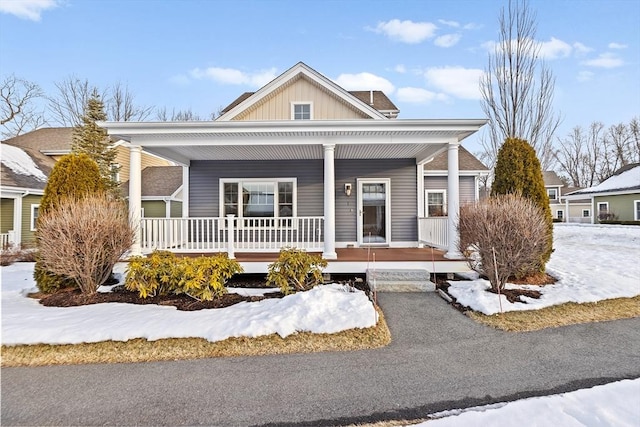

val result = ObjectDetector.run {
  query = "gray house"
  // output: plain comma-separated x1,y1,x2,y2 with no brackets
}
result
99,62,487,271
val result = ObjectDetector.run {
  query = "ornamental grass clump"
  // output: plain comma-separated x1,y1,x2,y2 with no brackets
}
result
266,248,328,294
458,194,551,293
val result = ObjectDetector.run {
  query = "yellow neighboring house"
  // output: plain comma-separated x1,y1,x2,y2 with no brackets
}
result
0,127,180,248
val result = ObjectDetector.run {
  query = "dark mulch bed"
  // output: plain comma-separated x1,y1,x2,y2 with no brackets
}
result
32,273,368,312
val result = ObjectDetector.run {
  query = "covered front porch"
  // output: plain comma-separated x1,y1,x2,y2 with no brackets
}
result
100,119,486,267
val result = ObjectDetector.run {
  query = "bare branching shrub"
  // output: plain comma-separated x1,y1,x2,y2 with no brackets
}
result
458,194,551,292
36,194,134,295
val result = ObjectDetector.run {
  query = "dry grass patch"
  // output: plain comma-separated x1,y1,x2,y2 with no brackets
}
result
1,308,390,367
467,296,640,332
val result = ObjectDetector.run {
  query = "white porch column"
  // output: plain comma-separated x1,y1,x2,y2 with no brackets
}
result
445,142,463,259
322,144,337,259
565,198,569,223
12,195,22,246
182,165,189,217
417,162,425,248
129,145,142,256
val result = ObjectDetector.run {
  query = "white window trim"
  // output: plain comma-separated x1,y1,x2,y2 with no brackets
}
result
291,102,313,120
219,178,298,221
357,178,392,246
547,188,558,200
425,190,447,218
556,209,564,219
582,209,591,218
634,200,640,221
111,163,121,183
30,204,40,231
597,202,609,213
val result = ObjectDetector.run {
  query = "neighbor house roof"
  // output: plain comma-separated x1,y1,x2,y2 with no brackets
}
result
2,127,74,152
423,146,489,172
543,171,564,186
1,142,55,190
566,163,640,196
120,166,183,198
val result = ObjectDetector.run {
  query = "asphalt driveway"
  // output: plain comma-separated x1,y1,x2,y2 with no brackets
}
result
2,293,639,426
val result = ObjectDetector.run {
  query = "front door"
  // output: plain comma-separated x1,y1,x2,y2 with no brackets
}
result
357,178,391,245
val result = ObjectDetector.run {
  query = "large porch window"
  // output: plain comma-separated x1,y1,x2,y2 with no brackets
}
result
221,178,296,220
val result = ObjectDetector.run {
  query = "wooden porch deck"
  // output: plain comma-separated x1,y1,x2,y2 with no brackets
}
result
179,247,469,274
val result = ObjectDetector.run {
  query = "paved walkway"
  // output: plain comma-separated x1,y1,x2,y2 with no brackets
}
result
2,293,640,426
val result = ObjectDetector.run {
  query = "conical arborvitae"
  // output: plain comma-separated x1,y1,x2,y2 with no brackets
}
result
491,137,553,270
35,153,107,293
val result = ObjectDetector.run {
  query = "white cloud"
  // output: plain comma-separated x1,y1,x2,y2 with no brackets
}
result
573,42,592,56
371,19,437,44
394,64,407,73
0,0,59,21
168,74,190,86
539,37,573,59
577,71,594,82
438,19,459,28
434,33,461,48
334,72,395,94
463,22,482,30
424,66,484,100
190,66,278,87
582,53,624,68
396,87,448,104
608,42,628,49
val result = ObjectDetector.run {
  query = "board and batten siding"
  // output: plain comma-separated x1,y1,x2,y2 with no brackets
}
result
336,159,417,243
189,158,419,244
189,160,324,217
233,78,370,121
424,176,477,205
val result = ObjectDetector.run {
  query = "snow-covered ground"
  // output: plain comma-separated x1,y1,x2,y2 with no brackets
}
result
448,224,640,315
0,262,377,346
412,378,640,427
2,224,639,426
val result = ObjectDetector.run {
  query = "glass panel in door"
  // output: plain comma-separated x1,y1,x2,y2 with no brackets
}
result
362,183,387,244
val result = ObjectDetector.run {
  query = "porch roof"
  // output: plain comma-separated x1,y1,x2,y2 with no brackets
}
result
98,119,487,165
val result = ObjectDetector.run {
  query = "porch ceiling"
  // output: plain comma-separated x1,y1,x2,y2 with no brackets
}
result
144,143,447,162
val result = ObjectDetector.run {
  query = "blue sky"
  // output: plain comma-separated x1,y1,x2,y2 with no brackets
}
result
1,0,638,154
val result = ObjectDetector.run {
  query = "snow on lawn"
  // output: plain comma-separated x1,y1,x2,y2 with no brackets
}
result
412,378,640,427
448,224,640,315
0,262,377,346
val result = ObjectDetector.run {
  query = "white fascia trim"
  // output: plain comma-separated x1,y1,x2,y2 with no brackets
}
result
0,186,45,197
424,170,490,176
169,185,183,200
216,63,388,121
40,149,71,156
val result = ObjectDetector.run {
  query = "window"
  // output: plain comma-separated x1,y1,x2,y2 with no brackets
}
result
30,204,39,231
582,209,590,218
292,103,311,120
425,190,447,217
556,210,564,220
221,179,296,221
110,163,120,182
635,200,640,221
597,202,610,221
547,188,558,200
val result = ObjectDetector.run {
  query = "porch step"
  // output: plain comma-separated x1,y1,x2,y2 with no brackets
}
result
366,269,436,292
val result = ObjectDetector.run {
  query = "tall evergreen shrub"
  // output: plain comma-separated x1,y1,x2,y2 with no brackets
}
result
35,153,106,293
491,137,553,270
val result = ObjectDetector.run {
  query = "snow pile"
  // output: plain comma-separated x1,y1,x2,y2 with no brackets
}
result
0,262,377,346
414,378,640,427
448,224,640,315
0,143,47,181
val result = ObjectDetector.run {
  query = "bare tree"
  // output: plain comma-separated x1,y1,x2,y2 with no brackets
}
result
1,74,46,138
479,0,562,171
155,106,208,121
47,76,101,127
108,81,153,122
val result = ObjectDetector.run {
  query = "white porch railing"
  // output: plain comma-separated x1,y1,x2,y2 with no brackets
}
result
140,216,325,255
417,217,449,249
1,232,11,250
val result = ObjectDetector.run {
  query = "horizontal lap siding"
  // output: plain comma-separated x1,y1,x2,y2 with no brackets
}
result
336,159,417,243
1,199,14,233
189,160,324,217
424,176,477,204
